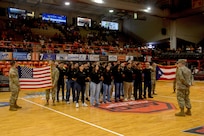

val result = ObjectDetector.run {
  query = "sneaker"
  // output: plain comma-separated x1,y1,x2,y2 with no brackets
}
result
82,103,88,107
76,103,79,108
131,98,135,101
124,98,128,101
66,101,70,104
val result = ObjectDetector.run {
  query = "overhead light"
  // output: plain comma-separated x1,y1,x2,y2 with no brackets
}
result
109,9,114,13
65,2,70,5
92,0,104,4
144,7,151,12
147,7,151,10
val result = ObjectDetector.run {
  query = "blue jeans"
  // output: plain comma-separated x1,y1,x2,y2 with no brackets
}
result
103,83,111,102
74,82,85,103
114,82,123,100
66,79,76,102
90,82,101,105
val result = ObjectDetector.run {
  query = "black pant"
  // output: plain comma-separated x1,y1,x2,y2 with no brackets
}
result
57,82,64,101
74,82,85,103
134,81,142,99
144,81,152,97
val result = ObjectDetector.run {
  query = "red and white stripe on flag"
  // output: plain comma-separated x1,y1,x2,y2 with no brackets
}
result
158,65,177,80
19,66,52,91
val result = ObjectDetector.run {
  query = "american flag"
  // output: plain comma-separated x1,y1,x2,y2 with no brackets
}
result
156,65,177,80
18,66,52,90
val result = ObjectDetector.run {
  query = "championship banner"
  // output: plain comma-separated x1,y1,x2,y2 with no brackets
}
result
89,55,99,61
56,54,68,60
78,54,89,61
31,52,39,61
126,56,134,61
67,54,79,61
108,55,117,61
99,55,108,61
117,55,126,61
13,52,31,60
0,52,12,60
39,53,56,60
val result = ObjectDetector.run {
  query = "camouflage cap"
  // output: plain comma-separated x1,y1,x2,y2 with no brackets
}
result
177,59,187,64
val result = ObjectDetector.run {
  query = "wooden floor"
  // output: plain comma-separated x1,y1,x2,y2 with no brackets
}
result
0,81,204,136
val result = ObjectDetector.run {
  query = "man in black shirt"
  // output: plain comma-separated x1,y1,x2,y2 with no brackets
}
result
57,62,66,102
123,63,134,101
143,62,153,98
133,62,143,100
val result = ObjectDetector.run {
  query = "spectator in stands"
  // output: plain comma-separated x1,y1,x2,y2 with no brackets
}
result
9,60,21,111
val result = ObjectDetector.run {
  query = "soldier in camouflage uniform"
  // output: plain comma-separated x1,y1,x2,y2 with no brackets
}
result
175,59,192,116
151,62,157,95
9,60,21,111
45,60,59,106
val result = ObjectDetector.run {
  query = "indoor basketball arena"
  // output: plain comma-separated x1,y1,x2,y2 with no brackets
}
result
0,0,204,136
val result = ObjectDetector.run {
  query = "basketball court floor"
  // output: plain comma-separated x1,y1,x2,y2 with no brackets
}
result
0,81,204,136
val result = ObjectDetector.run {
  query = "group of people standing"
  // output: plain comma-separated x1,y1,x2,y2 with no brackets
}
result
46,60,158,108
8,59,192,117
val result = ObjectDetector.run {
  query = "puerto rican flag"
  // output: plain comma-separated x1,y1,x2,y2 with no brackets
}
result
156,65,177,80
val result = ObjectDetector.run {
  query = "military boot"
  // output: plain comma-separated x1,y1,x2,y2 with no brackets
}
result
14,102,22,109
175,108,185,117
185,108,192,116
9,106,17,111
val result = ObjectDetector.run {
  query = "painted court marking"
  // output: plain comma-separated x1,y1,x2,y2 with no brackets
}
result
21,98,124,136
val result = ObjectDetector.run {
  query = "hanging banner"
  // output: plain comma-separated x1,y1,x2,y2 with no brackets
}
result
39,53,56,60
67,54,79,61
126,56,134,61
31,52,39,61
108,55,117,61
117,55,126,61
78,54,89,61
13,52,31,60
0,52,12,60
56,54,68,60
99,55,108,61
89,55,99,61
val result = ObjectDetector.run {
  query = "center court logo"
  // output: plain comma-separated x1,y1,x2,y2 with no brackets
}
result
97,100,176,113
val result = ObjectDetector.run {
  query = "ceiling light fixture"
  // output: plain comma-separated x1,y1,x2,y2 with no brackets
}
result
144,7,151,12
92,0,104,4
109,9,114,13
65,2,70,5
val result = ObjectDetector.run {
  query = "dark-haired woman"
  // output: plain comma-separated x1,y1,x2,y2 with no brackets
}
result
90,65,102,106
113,64,124,102
102,65,112,103
73,64,87,108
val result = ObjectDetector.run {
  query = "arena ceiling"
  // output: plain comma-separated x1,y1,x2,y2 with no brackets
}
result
1,0,204,20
